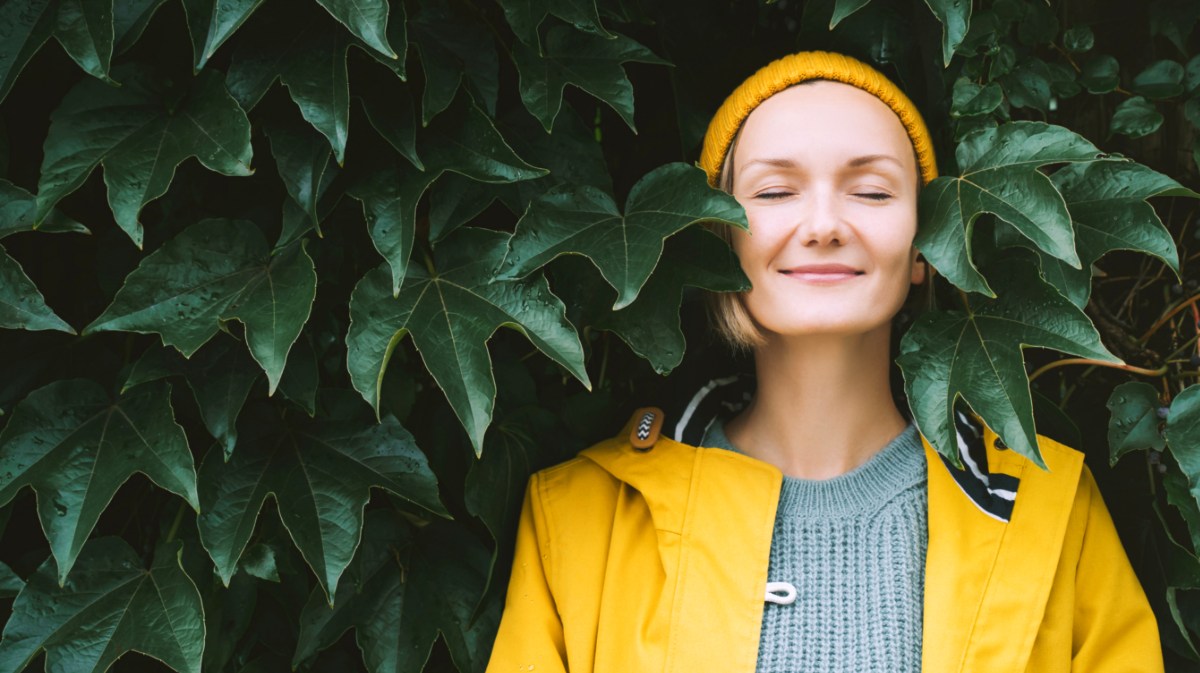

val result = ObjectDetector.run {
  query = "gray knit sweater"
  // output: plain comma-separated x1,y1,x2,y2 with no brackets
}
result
700,417,928,672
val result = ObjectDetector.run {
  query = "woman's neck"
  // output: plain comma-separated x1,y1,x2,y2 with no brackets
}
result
724,326,911,480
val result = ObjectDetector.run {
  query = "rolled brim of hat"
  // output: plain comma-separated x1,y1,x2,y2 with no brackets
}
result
698,50,938,188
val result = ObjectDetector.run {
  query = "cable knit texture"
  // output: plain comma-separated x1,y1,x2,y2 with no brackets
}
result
701,417,928,672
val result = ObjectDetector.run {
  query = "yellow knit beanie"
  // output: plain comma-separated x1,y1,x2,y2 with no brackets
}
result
699,50,939,188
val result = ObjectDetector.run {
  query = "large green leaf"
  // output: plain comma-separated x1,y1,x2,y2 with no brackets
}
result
0,179,88,238
0,246,73,333
225,0,408,164
1012,161,1192,308
315,0,397,60
924,0,971,66
196,395,448,602
181,0,265,70
511,25,668,132
0,380,198,584
54,0,115,83
916,122,1108,297
898,258,1121,468
830,0,873,28
427,104,612,243
0,561,22,599
1168,385,1200,512
410,0,499,124
354,90,547,294
1107,381,1166,465
0,0,56,105
0,538,204,673
265,115,340,234
591,226,750,373
35,64,254,248
125,339,262,460
294,513,500,673
496,0,612,48
347,227,590,454
113,0,171,54
497,162,746,309
85,219,316,394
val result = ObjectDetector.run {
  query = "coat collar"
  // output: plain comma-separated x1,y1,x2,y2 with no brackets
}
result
580,406,1084,673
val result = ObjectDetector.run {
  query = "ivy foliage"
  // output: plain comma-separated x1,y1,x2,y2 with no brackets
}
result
1,0,1199,670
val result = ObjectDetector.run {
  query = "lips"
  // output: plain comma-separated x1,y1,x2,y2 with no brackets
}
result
777,261,864,277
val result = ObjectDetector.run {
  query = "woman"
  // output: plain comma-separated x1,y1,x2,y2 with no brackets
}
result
484,50,1162,672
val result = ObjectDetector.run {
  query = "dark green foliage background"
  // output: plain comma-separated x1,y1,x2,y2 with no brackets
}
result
2,0,1200,671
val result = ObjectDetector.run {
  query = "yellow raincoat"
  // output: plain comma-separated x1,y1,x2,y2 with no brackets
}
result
485,406,1163,672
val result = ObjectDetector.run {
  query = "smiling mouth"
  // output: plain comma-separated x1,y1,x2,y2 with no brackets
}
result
779,270,864,282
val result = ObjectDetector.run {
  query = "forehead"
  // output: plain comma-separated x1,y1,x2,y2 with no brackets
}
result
733,80,914,170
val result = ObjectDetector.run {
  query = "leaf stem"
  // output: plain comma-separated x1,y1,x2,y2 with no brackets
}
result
1028,357,1168,382
1139,293,1200,343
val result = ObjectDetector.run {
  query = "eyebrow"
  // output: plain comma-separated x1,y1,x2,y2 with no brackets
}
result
741,154,905,171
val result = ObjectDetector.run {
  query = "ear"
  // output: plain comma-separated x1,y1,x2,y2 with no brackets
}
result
910,248,927,285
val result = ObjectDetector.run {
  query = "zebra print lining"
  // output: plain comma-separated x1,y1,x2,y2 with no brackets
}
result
668,374,1020,522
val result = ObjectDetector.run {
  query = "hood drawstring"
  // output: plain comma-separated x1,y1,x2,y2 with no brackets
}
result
765,581,797,605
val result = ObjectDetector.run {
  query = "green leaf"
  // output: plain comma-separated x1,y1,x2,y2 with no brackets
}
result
1024,161,1190,307
0,561,22,599
1164,462,1200,556
1185,54,1200,94
898,258,1121,469
0,244,73,333
278,336,319,416
113,0,171,54
594,226,748,373
294,514,500,673
410,0,499,124
124,339,262,458
1063,25,1094,52
347,227,590,454
0,0,55,106
0,538,204,673
181,0,265,70
1167,385,1200,512
315,0,397,59
0,380,198,584
1131,59,1185,99
354,91,547,294
196,396,448,602
36,64,254,248
1110,96,1163,139
0,179,88,239
830,0,872,28
225,8,353,163
915,122,1105,297
498,162,748,309
1080,54,1119,94
54,0,115,83
924,0,971,66
1107,381,1166,465
265,115,340,233
496,0,612,48
240,543,280,582
186,339,262,459
512,25,668,132
950,78,1003,118
998,58,1052,112
85,219,316,394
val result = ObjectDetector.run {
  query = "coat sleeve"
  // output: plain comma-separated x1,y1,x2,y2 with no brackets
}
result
1070,464,1163,672
485,472,570,673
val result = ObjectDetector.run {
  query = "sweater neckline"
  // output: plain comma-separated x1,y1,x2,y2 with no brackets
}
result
701,417,926,518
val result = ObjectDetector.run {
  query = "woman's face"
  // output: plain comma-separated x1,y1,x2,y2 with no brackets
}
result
730,80,924,339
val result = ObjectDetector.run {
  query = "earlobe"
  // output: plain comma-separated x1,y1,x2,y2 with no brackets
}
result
911,255,927,285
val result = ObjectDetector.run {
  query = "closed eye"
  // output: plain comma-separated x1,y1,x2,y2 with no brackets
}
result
855,192,892,201
754,192,792,200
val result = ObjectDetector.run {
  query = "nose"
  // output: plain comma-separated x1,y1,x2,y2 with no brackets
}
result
796,187,848,247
